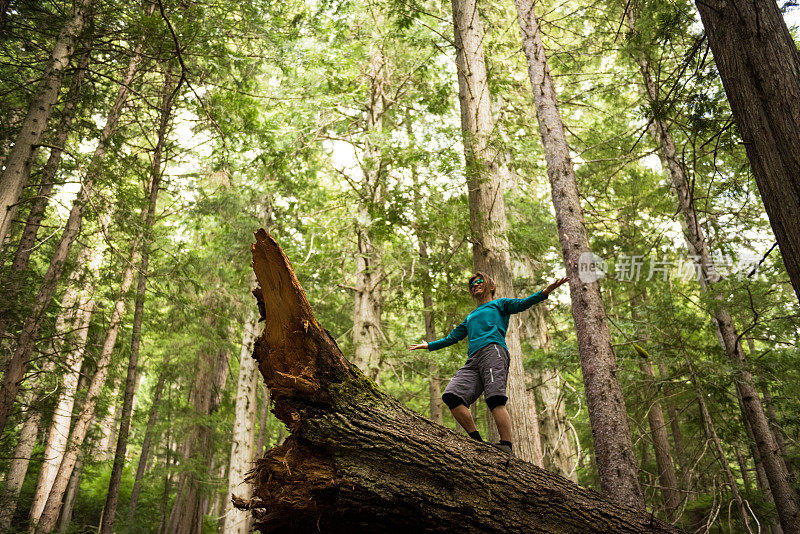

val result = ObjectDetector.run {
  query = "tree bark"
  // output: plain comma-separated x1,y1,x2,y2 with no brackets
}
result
55,453,83,534
0,0,93,247
420,239,443,425
255,383,270,458
0,36,146,438
33,245,139,533
167,311,231,534
687,355,755,533
634,345,681,520
0,45,90,346
100,65,177,534
351,46,387,382
28,247,98,525
694,0,800,303
450,0,542,464
513,0,643,507
236,229,683,533
223,311,260,534
0,405,41,530
128,357,168,519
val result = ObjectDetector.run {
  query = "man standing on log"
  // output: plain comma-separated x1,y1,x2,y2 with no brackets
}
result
410,272,568,455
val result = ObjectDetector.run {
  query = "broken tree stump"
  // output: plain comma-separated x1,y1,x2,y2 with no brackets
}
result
241,228,684,533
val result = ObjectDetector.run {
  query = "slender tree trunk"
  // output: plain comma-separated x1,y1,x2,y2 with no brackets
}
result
450,0,542,465
694,0,800,303
627,288,680,519
33,243,140,533
637,350,681,520
352,46,387,382
517,260,578,481
28,247,98,525
686,355,754,533
0,406,41,530
0,0,93,247
0,46,90,346
128,357,169,519
254,383,270,457
167,312,230,534
735,444,753,492
762,385,791,475
94,375,122,461
521,298,578,481
0,37,146,438
222,310,259,534
406,113,443,425
100,66,177,534
420,251,443,425
513,0,642,505
157,398,173,534
55,453,83,534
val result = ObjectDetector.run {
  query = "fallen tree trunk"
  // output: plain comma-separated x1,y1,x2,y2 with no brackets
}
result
241,229,683,534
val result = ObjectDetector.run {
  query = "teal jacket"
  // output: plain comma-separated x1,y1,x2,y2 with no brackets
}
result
427,291,548,356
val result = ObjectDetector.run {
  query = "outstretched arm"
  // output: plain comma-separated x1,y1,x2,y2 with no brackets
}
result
503,277,570,314
409,321,467,351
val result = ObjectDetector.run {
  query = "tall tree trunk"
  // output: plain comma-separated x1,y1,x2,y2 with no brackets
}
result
0,0,92,247
0,45,90,346
55,453,83,534
685,355,755,533
694,0,800,303
351,46,387,382
0,36,146,438
626,3,800,524
254,383,270,457
222,310,260,534
513,0,642,506
762,385,791,477
518,260,576,480
167,314,230,534
406,112,443,425
420,240,443,425
0,404,41,530
128,357,169,519
534,367,577,481
100,66,177,534
626,286,680,519
33,243,140,533
28,247,98,525
634,345,681,520
235,229,682,533
95,375,122,461
450,0,542,465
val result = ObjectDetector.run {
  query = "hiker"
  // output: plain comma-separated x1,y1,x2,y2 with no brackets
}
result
409,272,568,455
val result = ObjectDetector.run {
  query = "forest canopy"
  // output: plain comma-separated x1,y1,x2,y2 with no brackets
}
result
0,0,799,532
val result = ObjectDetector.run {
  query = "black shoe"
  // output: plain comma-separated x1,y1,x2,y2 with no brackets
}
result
490,442,512,455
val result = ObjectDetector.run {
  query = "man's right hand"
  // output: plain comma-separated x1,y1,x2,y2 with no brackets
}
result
409,342,428,351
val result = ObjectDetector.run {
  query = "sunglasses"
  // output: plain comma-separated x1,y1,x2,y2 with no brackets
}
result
469,277,484,289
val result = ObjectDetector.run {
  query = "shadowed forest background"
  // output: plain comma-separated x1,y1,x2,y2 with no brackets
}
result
0,0,799,532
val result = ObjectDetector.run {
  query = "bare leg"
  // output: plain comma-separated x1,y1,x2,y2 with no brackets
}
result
449,404,477,434
491,405,512,442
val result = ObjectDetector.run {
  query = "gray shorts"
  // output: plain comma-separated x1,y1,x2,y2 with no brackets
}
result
442,343,510,407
